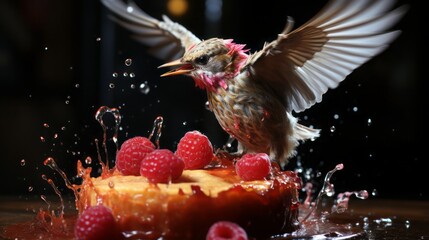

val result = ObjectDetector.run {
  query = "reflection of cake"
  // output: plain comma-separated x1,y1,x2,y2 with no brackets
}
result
77,157,301,239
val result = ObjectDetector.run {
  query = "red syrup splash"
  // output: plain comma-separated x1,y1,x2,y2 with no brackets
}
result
1,106,369,240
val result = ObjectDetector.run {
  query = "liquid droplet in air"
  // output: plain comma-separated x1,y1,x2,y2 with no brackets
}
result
85,156,92,165
43,123,50,128
109,83,115,89
139,82,150,94
330,126,336,133
96,37,101,41
205,101,211,111
20,159,26,166
125,58,132,66
112,72,118,78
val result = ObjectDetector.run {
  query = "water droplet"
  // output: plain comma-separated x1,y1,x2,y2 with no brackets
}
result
109,83,115,89
112,72,118,78
65,100,70,104
40,136,46,142
20,159,26,166
405,220,411,229
127,6,134,13
353,106,358,112
356,190,368,199
139,82,150,94
367,118,372,126
123,72,128,77
44,46,48,51
75,84,80,88
330,126,336,133
125,58,132,66
371,189,378,196
85,156,92,165
333,114,339,120
205,101,211,111
61,126,66,131
129,72,135,78
53,133,58,139
335,164,344,171
130,84,136,89
182,121,187,126
28,186,33,192
43,123,50,128
96,37,101,42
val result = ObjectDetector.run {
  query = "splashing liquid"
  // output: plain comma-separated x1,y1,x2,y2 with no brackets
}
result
148,116,163,149
301,164,344,222
95,106,122,172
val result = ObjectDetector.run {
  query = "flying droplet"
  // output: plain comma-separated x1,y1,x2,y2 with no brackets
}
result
371,189,378,196
65,100,70,104
139,82,150,94
40,136,46,142
127,6,134,13
112,72,118,78
367,118,372,126
330,126,336,133
44,46,48,51
356,190,368,199
129,72,135,78
43,123,50,128
96,37,101,42
205,101,211,111
125,58,132,66
85,156,92,165
353,106,358,112
20,159,26,166
75,84,80,88
28,186,33,192
405,220,411,229
109,83,115,89
61,126,66,131
130,84,136,89
333,114,339,120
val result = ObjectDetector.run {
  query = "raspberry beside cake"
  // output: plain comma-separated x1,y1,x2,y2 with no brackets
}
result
77,157,301,239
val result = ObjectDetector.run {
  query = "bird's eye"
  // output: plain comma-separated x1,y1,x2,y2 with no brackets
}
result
195,55,209,65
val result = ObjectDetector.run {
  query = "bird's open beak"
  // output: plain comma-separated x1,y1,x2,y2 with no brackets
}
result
158,59,194,77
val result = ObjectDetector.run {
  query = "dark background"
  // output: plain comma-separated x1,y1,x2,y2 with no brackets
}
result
0,0,426,201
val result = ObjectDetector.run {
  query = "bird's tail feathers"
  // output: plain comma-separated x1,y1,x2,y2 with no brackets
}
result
294,123,320,141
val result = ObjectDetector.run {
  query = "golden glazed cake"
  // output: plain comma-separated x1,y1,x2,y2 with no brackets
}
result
77,158,301,239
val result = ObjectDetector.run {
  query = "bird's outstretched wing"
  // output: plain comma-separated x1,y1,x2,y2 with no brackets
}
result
245,0,408,113
101,0,201,61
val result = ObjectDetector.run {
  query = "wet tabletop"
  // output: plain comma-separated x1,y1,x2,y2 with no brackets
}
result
0,196,428,239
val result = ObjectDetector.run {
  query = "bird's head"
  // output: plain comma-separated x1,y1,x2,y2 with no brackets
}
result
159,38,248,92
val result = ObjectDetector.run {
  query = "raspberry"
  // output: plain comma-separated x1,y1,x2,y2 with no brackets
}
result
74,205,122,240
235,153,271,181
140,149,185,183
116,136,155,176
175,130,214,169
206,221,248,240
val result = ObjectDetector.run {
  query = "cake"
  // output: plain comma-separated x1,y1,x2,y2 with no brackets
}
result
77,156,301,239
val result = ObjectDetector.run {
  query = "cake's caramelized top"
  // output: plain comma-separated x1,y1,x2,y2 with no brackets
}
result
84,156,301,199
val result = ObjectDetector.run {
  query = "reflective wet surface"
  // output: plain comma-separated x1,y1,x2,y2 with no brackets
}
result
1,196,428,240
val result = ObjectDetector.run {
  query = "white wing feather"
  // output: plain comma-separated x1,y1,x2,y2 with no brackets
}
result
246,0,408,113
100,0,201,61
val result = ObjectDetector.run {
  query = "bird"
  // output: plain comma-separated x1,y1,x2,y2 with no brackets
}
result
100,0,407,167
